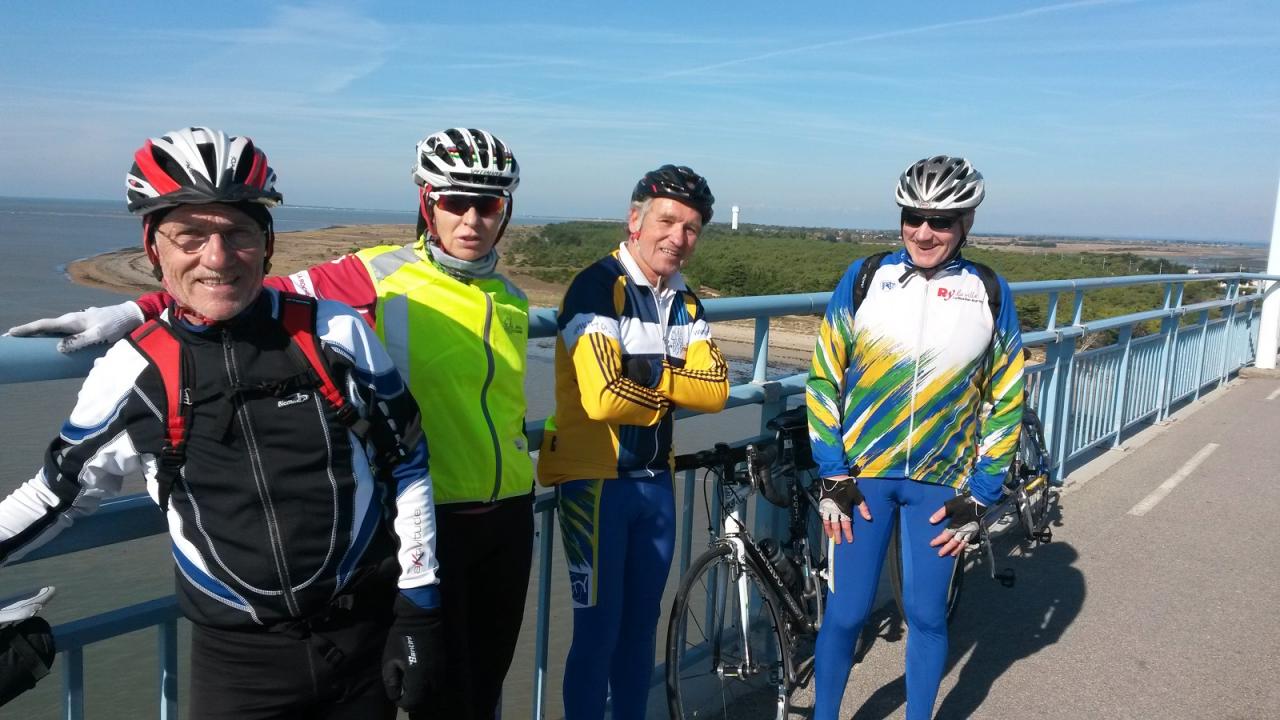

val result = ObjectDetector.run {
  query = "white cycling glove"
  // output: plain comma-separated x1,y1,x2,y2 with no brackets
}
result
0,587,55,627
6,301,145,353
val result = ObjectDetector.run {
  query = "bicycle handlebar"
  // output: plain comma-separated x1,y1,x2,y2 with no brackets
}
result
673,442,747,473
673,441,792,509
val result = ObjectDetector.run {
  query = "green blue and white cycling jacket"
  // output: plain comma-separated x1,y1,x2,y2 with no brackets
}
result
806,249,1024,506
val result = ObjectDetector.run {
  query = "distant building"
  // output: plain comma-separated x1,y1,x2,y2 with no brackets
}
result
731,205,740,231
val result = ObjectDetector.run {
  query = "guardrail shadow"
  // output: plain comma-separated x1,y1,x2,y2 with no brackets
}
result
848,504,1084,719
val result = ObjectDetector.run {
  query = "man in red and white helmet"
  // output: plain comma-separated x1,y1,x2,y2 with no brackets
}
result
0,127,445,719
11,127,534,720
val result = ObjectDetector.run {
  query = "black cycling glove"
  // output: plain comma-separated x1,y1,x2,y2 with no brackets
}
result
942,492,985,546
622,357,664,388
0,617,55,707
818,476,865,527
382,594,445,712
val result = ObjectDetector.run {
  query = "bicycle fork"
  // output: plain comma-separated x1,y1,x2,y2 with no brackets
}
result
715,535,761,681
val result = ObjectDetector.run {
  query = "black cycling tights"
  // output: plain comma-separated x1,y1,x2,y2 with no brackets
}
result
188,611,395,720
414,492,535,720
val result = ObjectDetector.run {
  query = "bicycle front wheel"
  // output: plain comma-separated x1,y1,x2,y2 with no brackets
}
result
666,542,792,719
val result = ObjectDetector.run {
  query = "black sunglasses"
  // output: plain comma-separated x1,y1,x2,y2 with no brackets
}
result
902,211,958,231
435,194,506,217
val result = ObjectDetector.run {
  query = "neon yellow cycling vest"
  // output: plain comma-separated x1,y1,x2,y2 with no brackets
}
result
356,241,533,505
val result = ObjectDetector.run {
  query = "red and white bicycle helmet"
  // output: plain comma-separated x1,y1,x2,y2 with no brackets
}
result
895,155,984,212
125,127,282,216
412,128,519,193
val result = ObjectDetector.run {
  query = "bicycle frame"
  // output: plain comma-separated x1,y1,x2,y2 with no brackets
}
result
717,451,821,635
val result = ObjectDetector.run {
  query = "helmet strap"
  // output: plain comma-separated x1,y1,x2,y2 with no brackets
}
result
142,217,164,281
263,219,275,275
495,195,512,245
418,186,438,242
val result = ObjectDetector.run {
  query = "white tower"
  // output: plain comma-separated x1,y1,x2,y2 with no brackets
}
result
731,205,740,230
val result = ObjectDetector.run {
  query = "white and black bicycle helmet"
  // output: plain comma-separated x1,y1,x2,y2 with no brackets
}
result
125,127,282,216
413,128,520,193
895,155,984,212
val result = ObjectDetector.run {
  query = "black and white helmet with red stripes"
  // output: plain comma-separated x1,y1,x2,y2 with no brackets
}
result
125,127,282,216
412,128,520,194
895,155,985,212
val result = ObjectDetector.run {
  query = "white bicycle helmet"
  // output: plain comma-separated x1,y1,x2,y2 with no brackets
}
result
126,127,282,215
895,155,984,211
412,128,519,193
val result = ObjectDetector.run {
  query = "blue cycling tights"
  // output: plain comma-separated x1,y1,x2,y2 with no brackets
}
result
814,478,959,720
556,473,675,720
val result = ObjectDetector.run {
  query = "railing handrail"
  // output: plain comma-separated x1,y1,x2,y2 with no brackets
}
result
5,272,1278,387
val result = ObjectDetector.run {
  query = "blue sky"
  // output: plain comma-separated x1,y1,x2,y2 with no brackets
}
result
2,1,1277,242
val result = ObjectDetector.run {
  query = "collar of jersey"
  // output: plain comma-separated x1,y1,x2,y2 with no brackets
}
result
616,241,688,295
896,247,966,275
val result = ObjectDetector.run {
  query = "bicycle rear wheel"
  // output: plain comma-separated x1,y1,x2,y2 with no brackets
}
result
887,528,964,624
666,543,792,719
1016,414,1053,541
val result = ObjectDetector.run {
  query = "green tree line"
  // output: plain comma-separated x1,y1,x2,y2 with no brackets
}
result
507,222,1228,337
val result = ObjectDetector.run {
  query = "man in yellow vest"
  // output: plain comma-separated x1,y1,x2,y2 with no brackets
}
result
538,165,730,720
10,128,534,720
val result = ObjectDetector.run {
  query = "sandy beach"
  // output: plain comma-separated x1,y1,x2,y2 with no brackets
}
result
66,223,822,368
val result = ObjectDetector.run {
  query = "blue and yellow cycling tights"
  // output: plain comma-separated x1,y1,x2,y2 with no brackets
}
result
556,473,675,720
814,478,959,720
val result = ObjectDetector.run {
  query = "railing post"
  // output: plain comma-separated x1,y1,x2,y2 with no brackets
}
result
1050,335,1079,483
753,317,788,544
1071,288,1086,325
532,505,555,720
1110,325,1134,449
1217,282,1240,387
1193,309,1212,402
1155,283,1185,422
63,646,84,720
752,316,771,385
679,468,697,578
159,619,178,720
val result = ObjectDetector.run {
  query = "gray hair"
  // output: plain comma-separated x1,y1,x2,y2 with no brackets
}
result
629,197,654,232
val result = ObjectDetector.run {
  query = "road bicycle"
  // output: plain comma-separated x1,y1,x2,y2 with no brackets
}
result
665,407,825,720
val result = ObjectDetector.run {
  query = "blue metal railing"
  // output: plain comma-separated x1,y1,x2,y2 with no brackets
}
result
1,271,1276,718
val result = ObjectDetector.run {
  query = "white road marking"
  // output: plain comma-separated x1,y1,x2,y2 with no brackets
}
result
1266,387,1280,401
1127,443,1219,517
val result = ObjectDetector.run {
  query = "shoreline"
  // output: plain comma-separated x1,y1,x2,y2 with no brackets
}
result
64,224,820,369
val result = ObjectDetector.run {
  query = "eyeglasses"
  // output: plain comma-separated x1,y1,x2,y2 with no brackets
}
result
157,225,265,254
901,211,959,231
435,193,507,217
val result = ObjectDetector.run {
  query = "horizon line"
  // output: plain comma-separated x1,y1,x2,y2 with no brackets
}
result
0,194,1265,248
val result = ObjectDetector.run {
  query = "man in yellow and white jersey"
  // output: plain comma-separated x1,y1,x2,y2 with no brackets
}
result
538,165,730,720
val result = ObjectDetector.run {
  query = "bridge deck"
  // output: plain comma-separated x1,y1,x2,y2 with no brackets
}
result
770,375,1280,719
